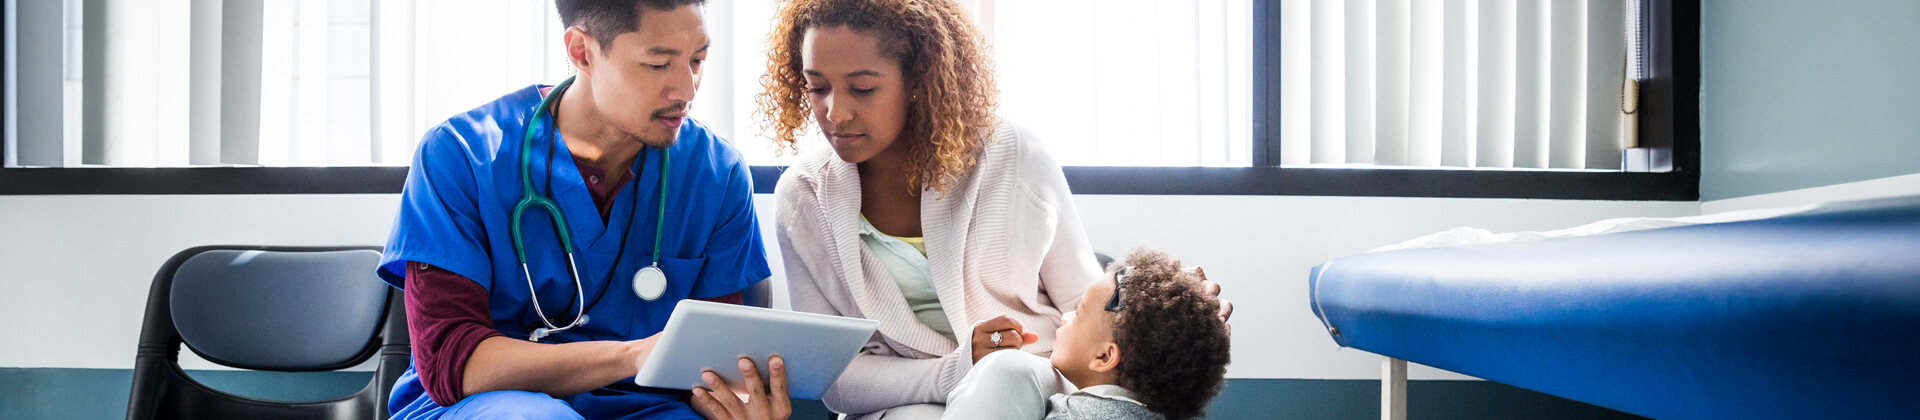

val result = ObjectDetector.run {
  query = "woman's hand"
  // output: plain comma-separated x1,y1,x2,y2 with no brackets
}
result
689,356,792,420
1195,267,1234,326
970,316,1039,364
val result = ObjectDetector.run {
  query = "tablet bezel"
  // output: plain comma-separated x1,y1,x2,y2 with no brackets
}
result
633,300,879,399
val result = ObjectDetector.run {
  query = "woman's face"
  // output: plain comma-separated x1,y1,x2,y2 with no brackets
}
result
801,25,911,165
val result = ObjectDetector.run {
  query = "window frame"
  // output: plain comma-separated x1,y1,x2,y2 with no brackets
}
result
1,0,1698,199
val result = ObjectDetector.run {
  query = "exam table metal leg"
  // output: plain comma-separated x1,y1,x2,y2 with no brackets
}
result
1383,356,1407,420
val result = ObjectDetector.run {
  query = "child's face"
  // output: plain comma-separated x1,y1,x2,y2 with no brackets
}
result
1050,273,1119,384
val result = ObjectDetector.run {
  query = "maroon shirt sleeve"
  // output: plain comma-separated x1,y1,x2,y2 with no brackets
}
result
404,261,503,407
399,154,750,407
694,292,744,305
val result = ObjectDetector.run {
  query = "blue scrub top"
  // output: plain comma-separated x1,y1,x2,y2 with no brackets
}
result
377,84,771,418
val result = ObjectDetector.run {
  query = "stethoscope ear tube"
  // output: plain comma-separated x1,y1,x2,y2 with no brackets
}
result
519,76,591,342
511,75,674,343
524,253,588,342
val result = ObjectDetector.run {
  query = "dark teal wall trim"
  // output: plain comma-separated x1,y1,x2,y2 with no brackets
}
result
3,368,1639,420
1208,379,1644,419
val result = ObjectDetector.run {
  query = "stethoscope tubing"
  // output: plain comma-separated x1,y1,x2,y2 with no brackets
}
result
512,76,672,342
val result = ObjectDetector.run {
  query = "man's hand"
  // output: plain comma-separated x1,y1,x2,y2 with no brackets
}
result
626,334,663,374
970,316,1039,364
690,356,791,420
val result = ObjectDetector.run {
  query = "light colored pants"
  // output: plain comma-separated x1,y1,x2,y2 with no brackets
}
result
939,351,1075,420
877,404,945,419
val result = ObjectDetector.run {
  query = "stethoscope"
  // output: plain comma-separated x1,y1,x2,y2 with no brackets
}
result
512,76,672,342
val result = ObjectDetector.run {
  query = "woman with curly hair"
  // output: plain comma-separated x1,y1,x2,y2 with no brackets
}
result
757,0,1111,417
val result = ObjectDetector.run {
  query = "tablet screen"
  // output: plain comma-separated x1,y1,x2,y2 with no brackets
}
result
633,300,879,399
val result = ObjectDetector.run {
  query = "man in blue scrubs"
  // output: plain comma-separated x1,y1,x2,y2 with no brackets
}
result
376,1,789,419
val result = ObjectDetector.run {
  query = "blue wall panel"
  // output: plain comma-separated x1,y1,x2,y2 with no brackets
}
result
1700,0,1920,200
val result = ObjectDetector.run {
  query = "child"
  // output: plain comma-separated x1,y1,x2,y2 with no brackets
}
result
943,249,1233,420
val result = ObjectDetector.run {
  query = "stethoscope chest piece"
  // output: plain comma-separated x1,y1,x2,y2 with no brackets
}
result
633,265,668,301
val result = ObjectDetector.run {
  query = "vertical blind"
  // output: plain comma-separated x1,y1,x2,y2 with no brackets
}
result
2,0,565,168
6,0,1257,169
1280,0,1640,170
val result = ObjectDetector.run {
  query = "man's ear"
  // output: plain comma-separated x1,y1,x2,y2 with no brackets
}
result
564,27,596,77
1088,342,1122,373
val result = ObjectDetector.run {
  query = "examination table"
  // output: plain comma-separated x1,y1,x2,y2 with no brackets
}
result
1309,196,1920,419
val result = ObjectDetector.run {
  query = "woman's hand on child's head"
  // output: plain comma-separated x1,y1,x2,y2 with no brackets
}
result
969,316,1040,364
1195,267,1234,326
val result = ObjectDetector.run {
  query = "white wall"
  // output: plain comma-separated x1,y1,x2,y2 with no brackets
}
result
0,193,1699,380
1071,194,1696,380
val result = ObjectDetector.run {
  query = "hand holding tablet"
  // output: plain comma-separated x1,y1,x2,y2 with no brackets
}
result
687,355,789,420
634,300,879,400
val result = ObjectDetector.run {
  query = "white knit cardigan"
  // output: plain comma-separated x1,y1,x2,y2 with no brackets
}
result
774,120,1103,417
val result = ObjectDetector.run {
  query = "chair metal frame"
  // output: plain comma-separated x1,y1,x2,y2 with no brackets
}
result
126,245,409,420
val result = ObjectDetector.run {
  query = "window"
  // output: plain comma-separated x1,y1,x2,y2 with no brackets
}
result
718,0,1255,168
2,0,566,168
3,0,1699,199
984,0,1254,167
1060,0,1697,199
1278,0,1642,171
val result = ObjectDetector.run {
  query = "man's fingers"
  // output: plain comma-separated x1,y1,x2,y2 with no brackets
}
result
1203,279,1223,297
735,358,772,419
768,356,792,420
701,370,748,417
690,387,734,420
737,358,768,396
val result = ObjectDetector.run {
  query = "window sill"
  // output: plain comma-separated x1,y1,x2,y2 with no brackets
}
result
1057,166,1697,200
4,165,1696,201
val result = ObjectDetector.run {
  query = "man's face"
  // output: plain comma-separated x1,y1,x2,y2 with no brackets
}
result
582,4,709,149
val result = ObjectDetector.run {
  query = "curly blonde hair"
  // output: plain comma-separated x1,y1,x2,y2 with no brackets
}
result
755,0,998,196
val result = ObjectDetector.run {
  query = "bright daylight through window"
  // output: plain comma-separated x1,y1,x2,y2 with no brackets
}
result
4,0,1253,169
6,0,1640,173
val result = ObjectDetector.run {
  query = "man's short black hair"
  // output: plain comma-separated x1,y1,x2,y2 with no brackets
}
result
1109,249,1232,420
555,0,706,51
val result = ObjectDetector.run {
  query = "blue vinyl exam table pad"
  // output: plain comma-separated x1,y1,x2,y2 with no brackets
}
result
1310,196,1920,420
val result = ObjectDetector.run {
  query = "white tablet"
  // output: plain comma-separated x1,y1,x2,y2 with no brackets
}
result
634,300,879,399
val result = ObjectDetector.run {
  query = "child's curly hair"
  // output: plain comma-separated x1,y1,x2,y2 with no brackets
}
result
755,0,999,196
1110,249,1233,420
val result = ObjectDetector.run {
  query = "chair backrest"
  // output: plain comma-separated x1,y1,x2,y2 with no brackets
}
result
127,246,410,420
743,277,774,308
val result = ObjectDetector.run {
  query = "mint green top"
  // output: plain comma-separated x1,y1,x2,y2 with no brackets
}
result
858,216,954,340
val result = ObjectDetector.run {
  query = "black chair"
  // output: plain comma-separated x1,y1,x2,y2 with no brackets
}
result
127,246,410,420
743,277,775,308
